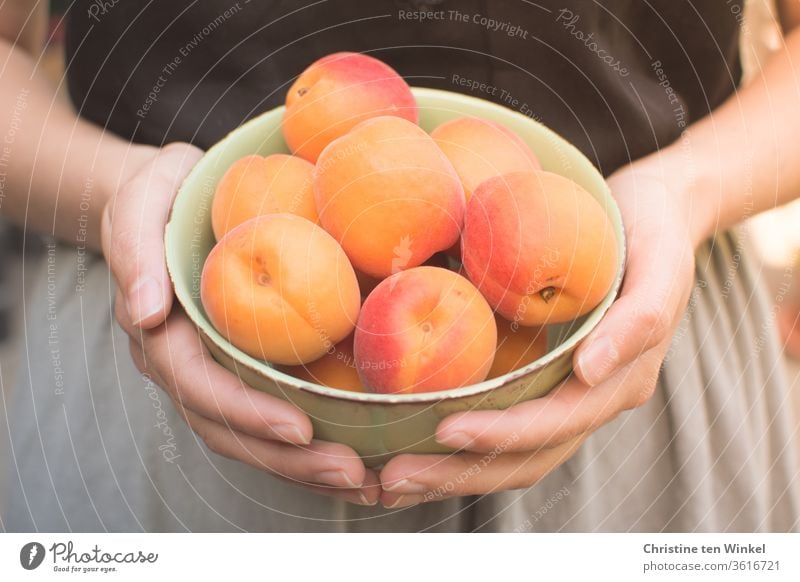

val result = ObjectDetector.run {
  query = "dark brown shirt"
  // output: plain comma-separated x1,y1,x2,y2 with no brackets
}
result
66,0,743,175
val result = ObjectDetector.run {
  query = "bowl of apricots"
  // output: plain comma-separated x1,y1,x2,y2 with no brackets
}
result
165,52,625,466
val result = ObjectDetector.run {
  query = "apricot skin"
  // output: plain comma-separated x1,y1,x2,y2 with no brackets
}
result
431,116,541,200
431,117,541,262
279,335,365,392
314,116,465,278
201,214,361,365
462,171,618,325
282,52,418,162
354,267,497,394
211,154,317,240
488,316,548,379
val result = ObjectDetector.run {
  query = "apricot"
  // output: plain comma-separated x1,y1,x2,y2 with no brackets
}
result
314,116,465,278
282,52,418,162
211,154,316,240
462,171,618,325
201,214,360,365
431,116,541,200
488,316,548,379
354,267,496,394
279,334,365,392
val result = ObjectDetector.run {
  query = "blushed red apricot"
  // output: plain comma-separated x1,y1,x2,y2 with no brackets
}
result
462,171,618,325
354,267,496,394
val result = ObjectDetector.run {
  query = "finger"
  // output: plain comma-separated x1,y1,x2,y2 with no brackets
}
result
128,336,152,377
102,143,203,329
288,467,381,506
183,409,367,490
131,340,381,505
115,288,142,342
379,434,585,506
130,341,376,505
140,307,314,446
573,205,694,386
435,345,666,453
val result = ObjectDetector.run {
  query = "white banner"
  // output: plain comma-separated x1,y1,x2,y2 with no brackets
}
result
0,533,797,581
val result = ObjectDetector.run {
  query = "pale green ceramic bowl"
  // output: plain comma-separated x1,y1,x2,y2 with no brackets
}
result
165,87,626,467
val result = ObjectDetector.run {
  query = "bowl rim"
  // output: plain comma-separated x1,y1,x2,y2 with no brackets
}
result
165,86,627,405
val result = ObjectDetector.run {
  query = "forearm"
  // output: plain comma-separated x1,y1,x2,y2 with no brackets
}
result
0,39,156,250
631,28,800,247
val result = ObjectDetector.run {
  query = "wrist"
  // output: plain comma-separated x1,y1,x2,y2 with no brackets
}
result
92,139,159,244
99,139,159,200
617,139,717,249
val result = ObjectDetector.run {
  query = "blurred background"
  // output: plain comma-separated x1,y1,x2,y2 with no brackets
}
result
0,1,798,474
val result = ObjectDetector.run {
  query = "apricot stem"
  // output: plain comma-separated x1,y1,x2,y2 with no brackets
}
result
297,87,309,97
539,286,556,303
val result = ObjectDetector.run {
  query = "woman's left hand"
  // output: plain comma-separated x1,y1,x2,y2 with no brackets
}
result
378,161,702,508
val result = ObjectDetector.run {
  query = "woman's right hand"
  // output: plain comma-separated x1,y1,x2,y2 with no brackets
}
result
102,142,378,506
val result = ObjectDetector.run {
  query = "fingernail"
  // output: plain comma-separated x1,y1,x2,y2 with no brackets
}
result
436,431,472,449
576,336,617,386
383,494,425,509
355,491,376,506
314,470,361,488
382,478,427,494
127,277,164,326
272,423,311,445
335,490,377,506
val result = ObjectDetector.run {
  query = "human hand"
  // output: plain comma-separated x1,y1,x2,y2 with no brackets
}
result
378,161,699,508
102,142,379,505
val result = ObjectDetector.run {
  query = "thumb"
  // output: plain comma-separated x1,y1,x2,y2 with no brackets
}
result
573,198,695,387
102,142,204,329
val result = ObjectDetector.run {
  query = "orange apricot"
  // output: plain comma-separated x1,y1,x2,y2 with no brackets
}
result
431,116,540,200
279,334,365,392
201,214,360,365
211,154,316,240
314,116,465,278
488,316,548,379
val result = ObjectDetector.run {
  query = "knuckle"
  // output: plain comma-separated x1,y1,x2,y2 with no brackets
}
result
161,142,192,158
191,422,223,456
637,305,670,345
116,179,139,202
682,254,696,278
109,227,142,271
203,432,226,456
128,340,146,373
115,294,136,335
162,142,204,168
628,377,658,409
513,454,553,490
100,204,112,245
169,354,205,407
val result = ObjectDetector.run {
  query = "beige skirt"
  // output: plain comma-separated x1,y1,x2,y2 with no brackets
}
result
1,230,797,531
